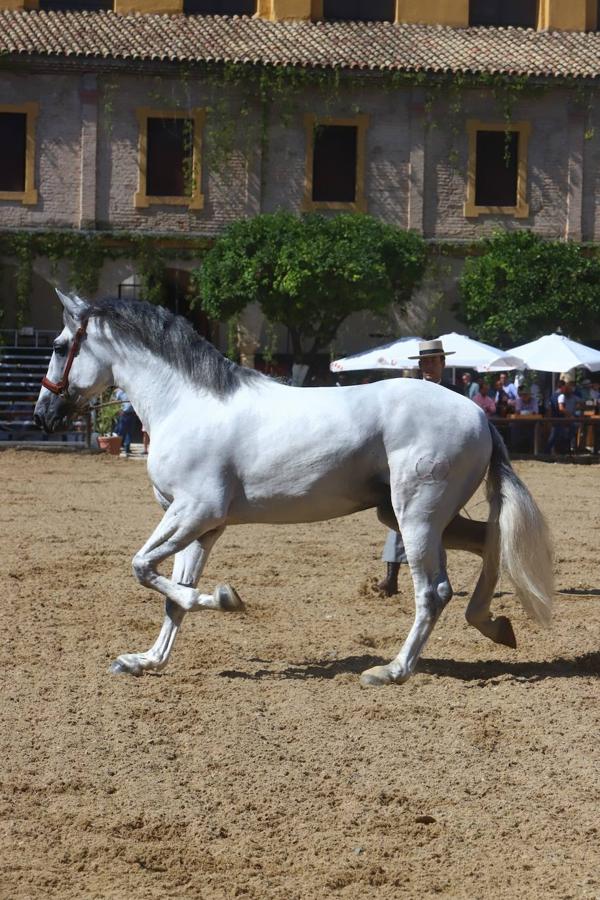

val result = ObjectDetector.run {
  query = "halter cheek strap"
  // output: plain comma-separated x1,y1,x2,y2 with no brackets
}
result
42,320,89,397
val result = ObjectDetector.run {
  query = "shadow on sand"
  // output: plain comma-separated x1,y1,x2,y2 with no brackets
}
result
558,587,600,597
217,650,600,683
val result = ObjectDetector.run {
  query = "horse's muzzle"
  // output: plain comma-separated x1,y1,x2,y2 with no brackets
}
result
34,395,74,433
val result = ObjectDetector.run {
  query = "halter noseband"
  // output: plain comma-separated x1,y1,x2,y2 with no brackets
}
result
41,320,89,397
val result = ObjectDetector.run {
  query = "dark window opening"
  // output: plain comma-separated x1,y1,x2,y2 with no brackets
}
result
0,113,27,193
146,117,194,197
596,0,600,30
323,0,394,22
475,130,519,207
39,0,113,10
312,125,357,203
118,280,142,301
469,0,537,28
183,0,255,14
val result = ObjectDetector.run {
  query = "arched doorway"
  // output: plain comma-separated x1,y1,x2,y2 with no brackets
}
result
163,268,212,340
0,265,62,336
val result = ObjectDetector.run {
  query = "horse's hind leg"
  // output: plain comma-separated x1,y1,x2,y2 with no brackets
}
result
464,531,517,649
361,521,452,687
378,504,488,556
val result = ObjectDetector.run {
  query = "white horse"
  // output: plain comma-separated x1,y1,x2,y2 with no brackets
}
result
35,291,554,687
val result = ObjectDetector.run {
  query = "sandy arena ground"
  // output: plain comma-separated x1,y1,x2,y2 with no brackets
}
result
0,449,599,900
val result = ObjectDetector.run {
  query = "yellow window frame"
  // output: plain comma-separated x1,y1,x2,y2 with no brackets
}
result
0,102,39,206
302,113,369,213
135,107,205,210
464,119,530,219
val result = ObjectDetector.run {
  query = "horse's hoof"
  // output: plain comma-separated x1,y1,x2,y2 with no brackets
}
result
110,656,144,676
495,616,517,649
360,665,394,687
214,584,245,613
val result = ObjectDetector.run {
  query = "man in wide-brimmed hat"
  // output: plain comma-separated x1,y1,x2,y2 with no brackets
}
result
407,338,456,389
378,338,457,597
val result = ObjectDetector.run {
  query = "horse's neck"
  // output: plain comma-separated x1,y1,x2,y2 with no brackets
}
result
111,347,185,432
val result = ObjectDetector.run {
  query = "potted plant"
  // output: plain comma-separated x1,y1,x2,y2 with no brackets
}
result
94,390,123,455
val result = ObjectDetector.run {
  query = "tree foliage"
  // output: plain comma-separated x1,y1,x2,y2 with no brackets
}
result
191,212,427,361
459,230,600,346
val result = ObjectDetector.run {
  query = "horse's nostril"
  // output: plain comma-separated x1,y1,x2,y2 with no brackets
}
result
33,414,43,429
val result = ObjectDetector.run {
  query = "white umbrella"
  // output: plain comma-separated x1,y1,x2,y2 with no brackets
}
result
330,332,523,373
505,333,600,373
330,336,423,372
436,332,525,372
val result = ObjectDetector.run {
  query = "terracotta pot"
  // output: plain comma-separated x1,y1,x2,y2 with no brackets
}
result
97,435,123,456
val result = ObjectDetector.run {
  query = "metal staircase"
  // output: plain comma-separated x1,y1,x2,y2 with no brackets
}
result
0,338,86,444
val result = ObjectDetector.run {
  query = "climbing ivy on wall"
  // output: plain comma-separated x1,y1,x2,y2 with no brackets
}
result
0,231,213,327
137,60,575,182
0,61,594,331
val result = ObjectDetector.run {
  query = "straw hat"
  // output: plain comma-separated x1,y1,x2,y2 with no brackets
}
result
408,339,455,360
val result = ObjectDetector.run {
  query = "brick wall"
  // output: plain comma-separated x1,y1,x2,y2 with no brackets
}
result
1,66,598,344
0,70,591,241
0,72,81,228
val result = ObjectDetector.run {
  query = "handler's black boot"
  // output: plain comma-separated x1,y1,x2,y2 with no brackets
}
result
377,562,400,597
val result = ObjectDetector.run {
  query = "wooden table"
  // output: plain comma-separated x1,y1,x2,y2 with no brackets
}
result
505,414,544,454
581,412,600,453
491,415,596,456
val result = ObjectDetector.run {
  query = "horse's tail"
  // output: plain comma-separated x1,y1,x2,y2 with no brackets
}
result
485,422,554,625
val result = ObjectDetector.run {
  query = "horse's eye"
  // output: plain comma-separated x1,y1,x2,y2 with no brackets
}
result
53,344,67,357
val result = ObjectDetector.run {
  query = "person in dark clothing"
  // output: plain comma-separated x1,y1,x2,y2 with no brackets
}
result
114,387,136,457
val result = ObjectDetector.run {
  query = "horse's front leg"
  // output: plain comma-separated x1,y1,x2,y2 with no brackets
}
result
110,537,205,676
111,507,243,676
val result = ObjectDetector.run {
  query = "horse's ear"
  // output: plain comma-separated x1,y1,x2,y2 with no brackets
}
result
56,289,89,328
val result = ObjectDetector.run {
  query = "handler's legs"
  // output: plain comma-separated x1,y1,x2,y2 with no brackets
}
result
377,530,407,596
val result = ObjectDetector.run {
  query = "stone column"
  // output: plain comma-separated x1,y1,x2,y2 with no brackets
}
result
538,0,588,31
565,109,584,242
256,0,312,20
396,0,468,26
407,90,425,234
79,74,98,231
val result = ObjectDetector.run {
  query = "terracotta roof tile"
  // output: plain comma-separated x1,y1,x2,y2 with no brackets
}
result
1,10,600,79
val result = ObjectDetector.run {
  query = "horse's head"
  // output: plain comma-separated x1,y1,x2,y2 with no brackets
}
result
34,290,113,433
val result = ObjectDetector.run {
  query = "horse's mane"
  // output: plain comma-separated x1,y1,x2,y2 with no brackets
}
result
87,298,265,396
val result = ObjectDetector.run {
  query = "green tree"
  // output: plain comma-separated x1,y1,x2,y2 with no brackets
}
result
459,230,600,346
191,211,427,363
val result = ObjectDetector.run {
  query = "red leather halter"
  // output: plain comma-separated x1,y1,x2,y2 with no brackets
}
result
41,320,89,396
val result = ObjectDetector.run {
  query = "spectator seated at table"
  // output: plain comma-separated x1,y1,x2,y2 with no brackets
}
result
497,372,518,405
511,385,539,452
493,378,513,417
472,381,496,417
461,371,480,400
515,384,539,415
579,378,600,408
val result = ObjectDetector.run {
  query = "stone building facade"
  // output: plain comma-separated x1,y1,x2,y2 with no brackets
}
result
1,0,600,361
